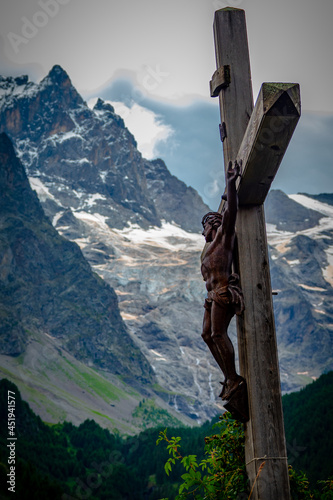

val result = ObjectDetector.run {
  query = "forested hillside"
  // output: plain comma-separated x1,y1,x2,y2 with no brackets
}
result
283,371,333,485
0,374,332,499
0,378,213,500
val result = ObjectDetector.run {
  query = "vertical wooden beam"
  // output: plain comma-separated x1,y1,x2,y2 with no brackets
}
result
236,206,290,499
212,9,291,499
213,8,253,169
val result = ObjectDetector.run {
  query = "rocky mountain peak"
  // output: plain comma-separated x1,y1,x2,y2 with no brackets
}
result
93,97,126,129
39,64,84,109
0,65,84,140
0,67,209,232
93,97,115,113
47,64,71,85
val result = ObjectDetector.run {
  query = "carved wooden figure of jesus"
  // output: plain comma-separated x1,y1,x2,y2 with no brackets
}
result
201,160,245,402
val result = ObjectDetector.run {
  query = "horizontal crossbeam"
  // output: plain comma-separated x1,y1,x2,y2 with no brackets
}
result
236,82,301,205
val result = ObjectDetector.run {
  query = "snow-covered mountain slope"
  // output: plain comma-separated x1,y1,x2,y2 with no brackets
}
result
34,174,333,412
0,66,209,233
53,207,224,422
0,66,332,425
266,192,333,389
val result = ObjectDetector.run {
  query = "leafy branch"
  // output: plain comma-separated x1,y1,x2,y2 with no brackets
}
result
157,412,333,499
156,413,248,499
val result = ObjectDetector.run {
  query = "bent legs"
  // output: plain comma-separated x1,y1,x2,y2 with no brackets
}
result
202,305,227,375
202,300,243,399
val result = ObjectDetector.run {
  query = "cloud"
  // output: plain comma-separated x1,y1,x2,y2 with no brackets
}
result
273,112,333,195
109,101,174,160
87,77,333,209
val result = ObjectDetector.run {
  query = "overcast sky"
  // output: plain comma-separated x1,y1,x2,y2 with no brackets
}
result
1,0,333,206
1,0,333,111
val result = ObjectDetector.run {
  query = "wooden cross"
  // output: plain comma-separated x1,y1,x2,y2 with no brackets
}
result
207,8,300,499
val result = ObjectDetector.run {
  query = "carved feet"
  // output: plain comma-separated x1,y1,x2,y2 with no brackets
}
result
220,376,249,423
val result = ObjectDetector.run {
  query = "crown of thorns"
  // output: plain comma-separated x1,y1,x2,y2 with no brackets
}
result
201,212,223,229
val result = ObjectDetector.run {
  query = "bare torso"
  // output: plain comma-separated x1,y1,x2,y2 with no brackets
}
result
201,224,235,292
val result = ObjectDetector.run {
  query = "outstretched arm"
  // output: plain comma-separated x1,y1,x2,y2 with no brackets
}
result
224,160,241,235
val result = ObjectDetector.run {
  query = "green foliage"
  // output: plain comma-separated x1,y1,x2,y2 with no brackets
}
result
318,477,333,500
156,412,248,499
157,410,333,500
288,468,333,499
0,378,210,499
132,398,183,429
283,371,333,485
1,376,333,499
288,466,316,499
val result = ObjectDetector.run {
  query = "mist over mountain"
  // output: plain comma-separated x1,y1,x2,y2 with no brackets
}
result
92,76,333,208
0,66,332,427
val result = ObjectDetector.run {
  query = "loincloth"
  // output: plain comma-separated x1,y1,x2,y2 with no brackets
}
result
204,273,245,316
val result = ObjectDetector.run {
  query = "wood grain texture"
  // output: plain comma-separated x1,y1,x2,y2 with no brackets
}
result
236,205,290,499
237,83,301,205
211,9,294,499
213,8,253,170
210,65,230,97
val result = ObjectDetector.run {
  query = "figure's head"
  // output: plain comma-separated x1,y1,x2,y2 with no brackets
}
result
201,212,222,242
